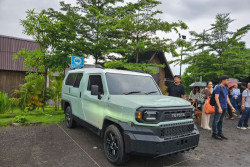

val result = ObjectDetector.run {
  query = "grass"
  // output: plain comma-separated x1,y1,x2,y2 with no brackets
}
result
0,106,65,127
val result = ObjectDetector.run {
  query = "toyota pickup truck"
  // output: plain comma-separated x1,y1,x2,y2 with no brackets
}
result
61,67,199,165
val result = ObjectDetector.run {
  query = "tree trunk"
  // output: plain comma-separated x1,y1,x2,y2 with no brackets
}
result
136,52,139,63
41,67,48,112
95,56,98,65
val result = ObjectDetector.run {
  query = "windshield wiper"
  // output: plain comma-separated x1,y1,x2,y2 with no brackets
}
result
123,91,141,95
144,91,158,95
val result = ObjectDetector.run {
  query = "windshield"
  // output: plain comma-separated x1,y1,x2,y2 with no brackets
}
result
105,73,161,95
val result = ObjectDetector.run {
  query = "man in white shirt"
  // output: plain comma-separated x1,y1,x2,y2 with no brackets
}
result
237,83,250,130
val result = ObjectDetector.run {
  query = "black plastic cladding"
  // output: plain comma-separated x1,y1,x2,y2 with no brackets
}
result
160,121,195,138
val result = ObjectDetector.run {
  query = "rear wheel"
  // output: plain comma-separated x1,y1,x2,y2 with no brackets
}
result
104,125,129,165
65,106,77,128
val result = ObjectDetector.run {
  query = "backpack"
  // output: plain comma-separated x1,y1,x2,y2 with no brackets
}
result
210,85,223,106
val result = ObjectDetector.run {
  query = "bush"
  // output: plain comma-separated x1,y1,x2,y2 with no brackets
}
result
14,116,27,123
13,73,44,111
104,61,165,74
0,91,14,114
46,74,64,111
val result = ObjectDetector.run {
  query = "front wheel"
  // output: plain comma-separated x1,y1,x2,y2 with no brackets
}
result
65,106,77,128
104,125,129,165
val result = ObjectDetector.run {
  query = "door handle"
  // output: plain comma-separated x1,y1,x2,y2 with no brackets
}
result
69,87,70,93
80,92,81,98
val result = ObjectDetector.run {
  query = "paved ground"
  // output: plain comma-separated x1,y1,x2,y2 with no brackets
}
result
0,117,249,167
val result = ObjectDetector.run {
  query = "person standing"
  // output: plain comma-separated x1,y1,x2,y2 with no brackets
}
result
212,75,236,140
232,84,240,115
201,81,213,130
167,75,186,99
237,83,250,130
237,83,247,117
189,87,201,102
227,86,235,120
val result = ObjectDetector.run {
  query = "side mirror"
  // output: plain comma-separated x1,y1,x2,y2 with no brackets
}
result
91,85,99,96
91,85,102,100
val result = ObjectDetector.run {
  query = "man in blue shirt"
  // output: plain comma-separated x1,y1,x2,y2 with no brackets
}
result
212,75,236,140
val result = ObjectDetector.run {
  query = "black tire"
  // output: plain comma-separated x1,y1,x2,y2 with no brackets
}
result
65,106,77,128
104,124,129,165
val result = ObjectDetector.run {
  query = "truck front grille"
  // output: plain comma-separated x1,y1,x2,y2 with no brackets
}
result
160,121,194,138
163,110,192,121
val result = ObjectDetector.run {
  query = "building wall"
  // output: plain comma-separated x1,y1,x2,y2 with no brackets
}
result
150,56,166,93
0,70,26,96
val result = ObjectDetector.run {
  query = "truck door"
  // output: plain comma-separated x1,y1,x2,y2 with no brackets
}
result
64,72,85,119
82,74,107,129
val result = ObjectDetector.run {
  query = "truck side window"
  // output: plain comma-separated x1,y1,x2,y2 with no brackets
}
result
65,73,78,86
87,75,104,94
73,73,83,88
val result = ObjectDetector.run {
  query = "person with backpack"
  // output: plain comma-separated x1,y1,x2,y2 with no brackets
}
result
237,83,250,130
211,75,236,140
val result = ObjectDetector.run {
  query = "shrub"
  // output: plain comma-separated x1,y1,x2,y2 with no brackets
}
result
0,91,14,114
46,74,64,111
14,116,27,123
13,73,44,111
104,61,165,74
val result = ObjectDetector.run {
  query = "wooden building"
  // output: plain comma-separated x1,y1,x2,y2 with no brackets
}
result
128,51,174,93
0,35,39,95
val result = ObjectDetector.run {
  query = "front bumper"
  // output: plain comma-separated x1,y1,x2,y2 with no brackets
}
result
121,122,199,157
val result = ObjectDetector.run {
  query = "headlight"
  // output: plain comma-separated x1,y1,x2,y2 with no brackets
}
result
142,111,158,122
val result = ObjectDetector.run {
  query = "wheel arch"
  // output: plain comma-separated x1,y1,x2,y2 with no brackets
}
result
101,117,127,138
61,99,72,113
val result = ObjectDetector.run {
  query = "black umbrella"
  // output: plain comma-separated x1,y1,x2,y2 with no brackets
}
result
189,82,207,87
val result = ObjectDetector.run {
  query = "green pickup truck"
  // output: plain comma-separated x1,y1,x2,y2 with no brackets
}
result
61,67,199,165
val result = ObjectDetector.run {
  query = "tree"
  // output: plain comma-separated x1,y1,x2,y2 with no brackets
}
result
115,0,188,63
169,37,193,75
15,10,61,111
182,13,250,85
44,0,125,64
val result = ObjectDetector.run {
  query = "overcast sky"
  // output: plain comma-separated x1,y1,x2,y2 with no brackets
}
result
1,0,250,75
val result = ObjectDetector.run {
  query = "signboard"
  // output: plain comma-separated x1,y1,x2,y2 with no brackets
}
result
71,56,84,69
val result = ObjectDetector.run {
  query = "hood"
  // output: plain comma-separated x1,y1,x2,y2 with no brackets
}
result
108,95,191,108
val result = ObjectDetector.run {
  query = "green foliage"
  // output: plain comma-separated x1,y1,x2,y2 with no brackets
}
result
14,48,46,73
0,91,14,114
182,13,250,86
104,61,165,74
47,74,64,111
169,38,193,66
115,0,188,63
163,86,168,95
14,116,27,123
13,73,44,111
42,0,125,64
17,10,53,111
40,0,186,64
